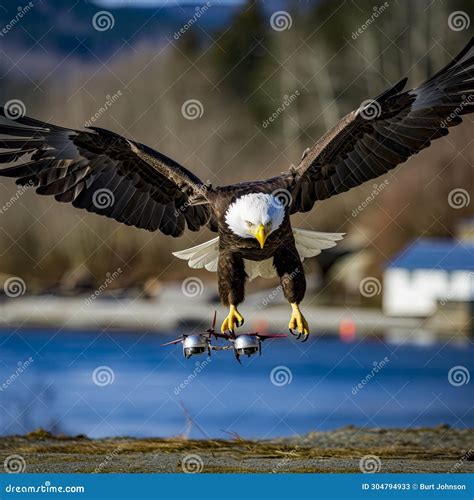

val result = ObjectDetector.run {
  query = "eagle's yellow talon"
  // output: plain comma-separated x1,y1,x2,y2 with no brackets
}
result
221,305,244,332
289,303,309,341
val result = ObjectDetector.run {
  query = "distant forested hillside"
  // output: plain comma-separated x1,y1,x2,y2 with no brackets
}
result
0,0,472,296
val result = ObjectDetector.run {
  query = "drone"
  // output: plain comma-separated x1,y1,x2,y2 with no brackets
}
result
162,312,287,363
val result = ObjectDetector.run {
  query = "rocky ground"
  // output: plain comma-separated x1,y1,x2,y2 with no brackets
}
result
1,426,473,474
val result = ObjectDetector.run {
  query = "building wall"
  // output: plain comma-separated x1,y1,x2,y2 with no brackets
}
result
383,268,474,317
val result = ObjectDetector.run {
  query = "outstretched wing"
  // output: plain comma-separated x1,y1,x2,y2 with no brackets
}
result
285,38,474,213
0,110,211,236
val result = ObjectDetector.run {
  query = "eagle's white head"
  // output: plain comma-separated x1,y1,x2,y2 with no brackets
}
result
224,193,285,248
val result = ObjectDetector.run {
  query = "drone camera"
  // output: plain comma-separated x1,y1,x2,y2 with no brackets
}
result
182,334,208,358
233,335,260,357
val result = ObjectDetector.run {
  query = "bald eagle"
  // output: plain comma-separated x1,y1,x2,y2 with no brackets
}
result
0,39,473,340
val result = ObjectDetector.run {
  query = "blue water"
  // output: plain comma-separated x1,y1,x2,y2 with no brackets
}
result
0,328,472,439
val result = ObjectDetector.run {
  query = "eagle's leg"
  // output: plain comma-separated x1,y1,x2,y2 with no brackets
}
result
221,305,245,333
273,245,309,341
289,303,309,340
218,252,246,333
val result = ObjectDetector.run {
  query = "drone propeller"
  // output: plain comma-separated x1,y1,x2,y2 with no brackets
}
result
234,349,241,364
207,310,219,338
211,310,217,331
236,333,287,340
161,337,183,347
257,333,287,340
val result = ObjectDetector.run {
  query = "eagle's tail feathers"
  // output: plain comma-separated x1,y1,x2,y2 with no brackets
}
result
244,258,276,281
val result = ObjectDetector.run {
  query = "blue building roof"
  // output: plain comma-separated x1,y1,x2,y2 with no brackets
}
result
388,239,474,271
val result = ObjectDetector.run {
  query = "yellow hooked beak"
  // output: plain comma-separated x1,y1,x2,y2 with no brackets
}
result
254,224,267,249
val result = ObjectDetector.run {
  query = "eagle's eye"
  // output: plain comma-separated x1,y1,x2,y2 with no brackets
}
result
245,221,254,228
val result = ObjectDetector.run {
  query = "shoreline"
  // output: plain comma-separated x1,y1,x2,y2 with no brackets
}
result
1,426,473,473
0,294,468,340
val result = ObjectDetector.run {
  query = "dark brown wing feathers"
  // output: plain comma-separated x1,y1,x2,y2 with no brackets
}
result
1,39,472,230
0,111,210,236
290,37,474,213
